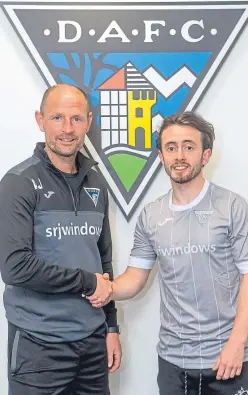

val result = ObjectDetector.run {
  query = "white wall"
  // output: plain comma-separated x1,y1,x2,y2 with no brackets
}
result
1,2,248,395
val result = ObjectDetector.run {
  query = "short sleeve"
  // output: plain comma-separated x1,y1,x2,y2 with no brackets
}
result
229,195,248,274
128,206,157,269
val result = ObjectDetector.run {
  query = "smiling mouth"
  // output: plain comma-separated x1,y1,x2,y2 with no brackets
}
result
58,138,76,143
173,165,189,170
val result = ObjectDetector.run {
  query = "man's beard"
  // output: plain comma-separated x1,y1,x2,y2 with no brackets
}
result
164,161,203,184
46,139,82,158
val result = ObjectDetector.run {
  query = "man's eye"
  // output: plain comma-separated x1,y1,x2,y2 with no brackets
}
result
167,146,176,151
53,116,61,121
73,117,82,122
185,146,193,151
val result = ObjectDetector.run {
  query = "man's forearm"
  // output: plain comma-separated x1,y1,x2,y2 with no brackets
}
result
1,250,97,296
112,267,150,301
229,274,248,345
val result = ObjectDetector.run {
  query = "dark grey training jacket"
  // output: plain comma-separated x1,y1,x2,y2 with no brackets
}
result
0,142,117,342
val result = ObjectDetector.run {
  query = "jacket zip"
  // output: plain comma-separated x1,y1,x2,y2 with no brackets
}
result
41,149,92,217
61,176,78,216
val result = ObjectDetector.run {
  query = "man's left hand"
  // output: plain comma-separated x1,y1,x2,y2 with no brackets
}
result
106,333,122,373
213,340,245,380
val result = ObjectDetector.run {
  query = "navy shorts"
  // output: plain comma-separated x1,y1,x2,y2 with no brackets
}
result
158,355,248,395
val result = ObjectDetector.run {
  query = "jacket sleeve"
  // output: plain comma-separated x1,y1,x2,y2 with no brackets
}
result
98,187,117,327
0,173,97,296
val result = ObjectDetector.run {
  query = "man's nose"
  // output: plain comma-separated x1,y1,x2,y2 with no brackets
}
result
176,147,185,160
63,118,74,133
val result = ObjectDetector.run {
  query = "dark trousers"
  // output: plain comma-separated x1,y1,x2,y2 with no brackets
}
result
8,322,109,395
158,356,248,395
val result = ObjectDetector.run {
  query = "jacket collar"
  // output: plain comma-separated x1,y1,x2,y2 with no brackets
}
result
33,142,97,182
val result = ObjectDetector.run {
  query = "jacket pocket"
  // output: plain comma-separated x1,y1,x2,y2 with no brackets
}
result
10,330,20,374
9,329,76,388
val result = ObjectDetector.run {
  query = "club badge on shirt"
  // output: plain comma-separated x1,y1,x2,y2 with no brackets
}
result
84,188,100,207
194,210,213,227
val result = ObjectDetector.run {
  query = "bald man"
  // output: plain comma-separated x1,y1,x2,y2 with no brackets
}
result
0,84,121,395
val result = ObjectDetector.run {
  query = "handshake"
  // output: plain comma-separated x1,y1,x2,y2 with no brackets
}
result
86,273,113,308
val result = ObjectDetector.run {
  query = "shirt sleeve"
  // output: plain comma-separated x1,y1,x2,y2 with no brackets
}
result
128,205,157,269
229,195,248,274
0,173,97,295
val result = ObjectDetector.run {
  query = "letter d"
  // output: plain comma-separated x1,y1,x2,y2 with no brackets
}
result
58,21,82,43
80,222,88,235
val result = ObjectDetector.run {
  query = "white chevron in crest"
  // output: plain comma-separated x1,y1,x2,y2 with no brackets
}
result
143,66,197,99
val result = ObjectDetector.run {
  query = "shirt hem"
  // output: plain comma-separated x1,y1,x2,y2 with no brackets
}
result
157,350,248,370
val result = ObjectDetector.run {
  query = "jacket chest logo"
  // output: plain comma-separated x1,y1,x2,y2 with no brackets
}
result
84,188,100,207
44,191,55,199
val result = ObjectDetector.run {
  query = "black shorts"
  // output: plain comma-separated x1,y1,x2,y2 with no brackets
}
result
158,356,248,395
8,322,109,395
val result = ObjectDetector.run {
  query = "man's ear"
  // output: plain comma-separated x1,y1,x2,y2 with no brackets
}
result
202,148,212,166
86,112,93,132
35,111,44,133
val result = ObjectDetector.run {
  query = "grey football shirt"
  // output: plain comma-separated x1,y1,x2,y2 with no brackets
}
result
129,180,248,369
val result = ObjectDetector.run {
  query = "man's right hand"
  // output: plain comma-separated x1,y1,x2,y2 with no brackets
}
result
86,273,113,308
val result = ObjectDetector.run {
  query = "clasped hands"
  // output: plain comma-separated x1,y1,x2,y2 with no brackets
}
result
86,273,113,308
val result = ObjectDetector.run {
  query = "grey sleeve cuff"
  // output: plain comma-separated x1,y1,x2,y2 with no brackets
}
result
236,261,248,274
128,255,155,270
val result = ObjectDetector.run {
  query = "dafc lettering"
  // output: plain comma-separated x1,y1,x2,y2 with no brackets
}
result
57,19,206,44
46,222,102,240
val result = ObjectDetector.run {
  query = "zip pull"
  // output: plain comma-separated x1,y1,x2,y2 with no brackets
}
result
74,192,79,216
